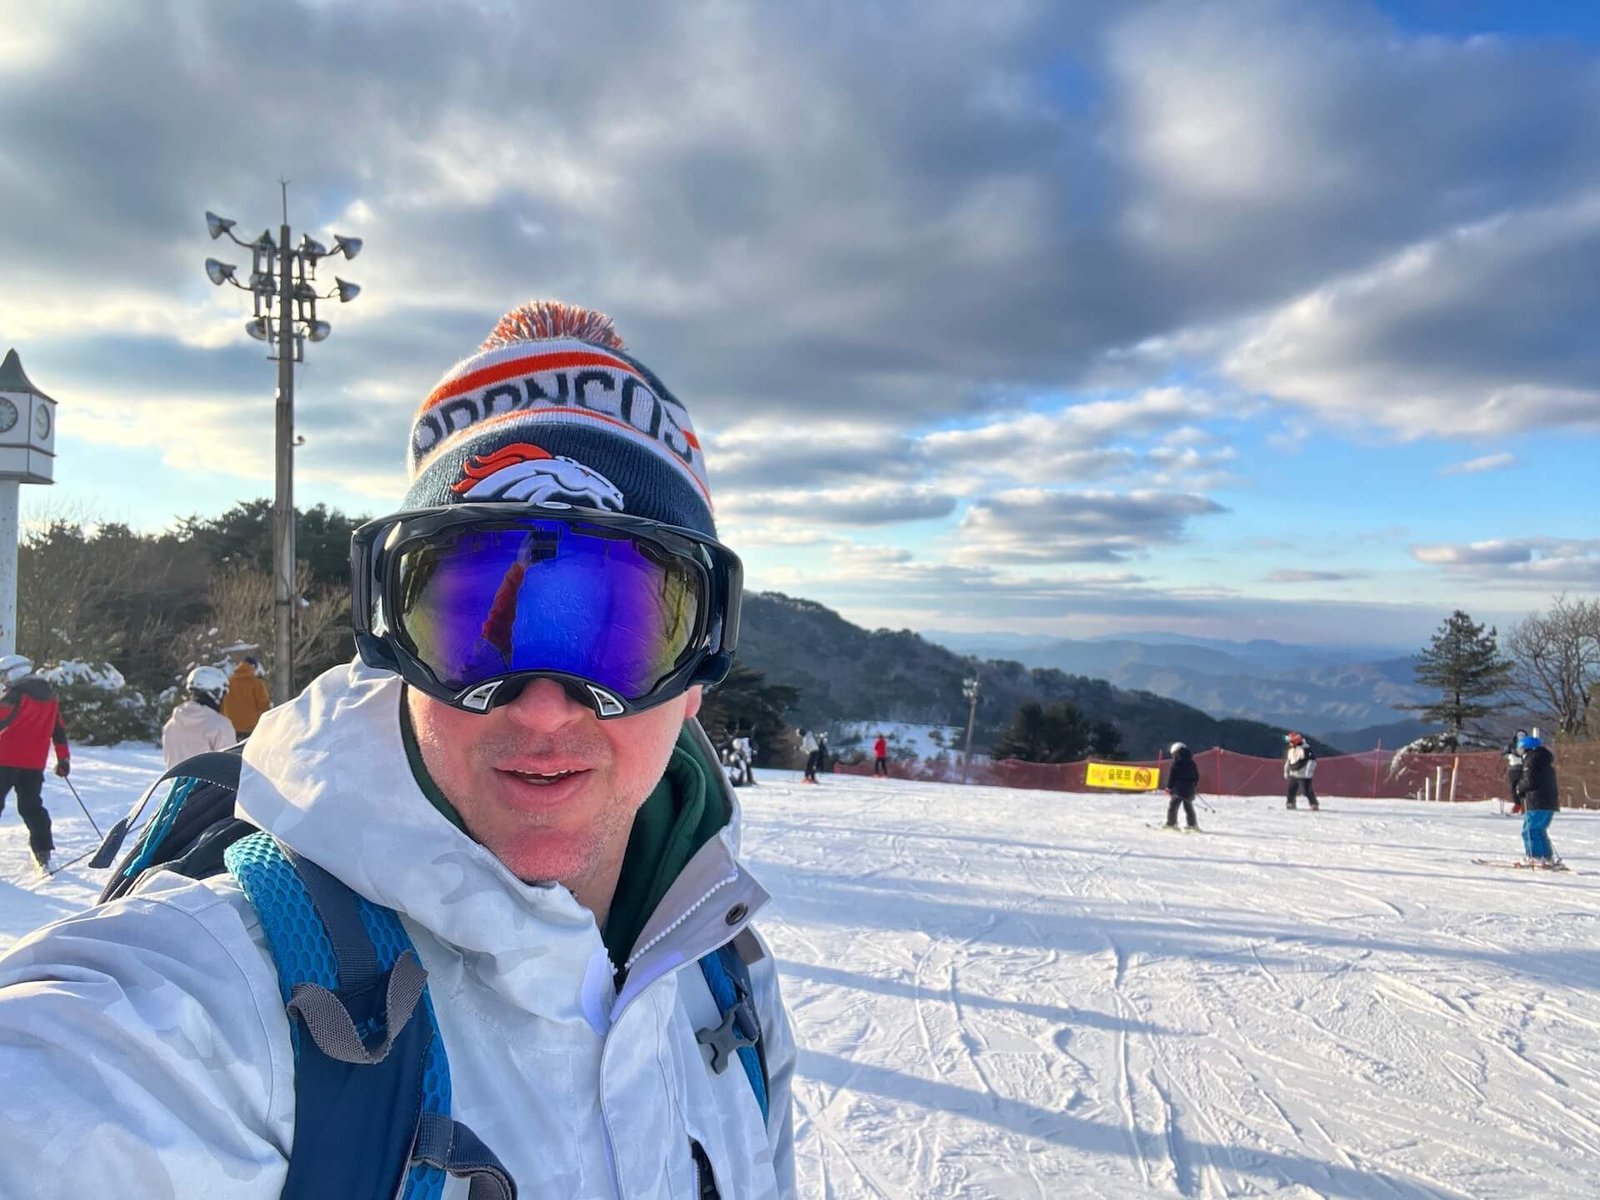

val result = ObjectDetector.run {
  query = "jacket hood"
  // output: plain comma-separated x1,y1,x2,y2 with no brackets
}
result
236,661,768,1024
229,661,258,679
169,700,224,728
5,676,55,703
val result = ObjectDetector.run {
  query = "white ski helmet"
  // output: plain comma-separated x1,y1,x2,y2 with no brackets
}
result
185,665,230,706
1169,741,1187,756
0,654,33,684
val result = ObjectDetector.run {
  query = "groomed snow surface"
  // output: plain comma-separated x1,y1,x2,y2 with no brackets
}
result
4,745,1598,1199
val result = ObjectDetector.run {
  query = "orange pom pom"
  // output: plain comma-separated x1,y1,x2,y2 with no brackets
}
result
480,301,625,352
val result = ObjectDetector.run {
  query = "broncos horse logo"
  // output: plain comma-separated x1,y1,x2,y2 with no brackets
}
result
451,444,626,510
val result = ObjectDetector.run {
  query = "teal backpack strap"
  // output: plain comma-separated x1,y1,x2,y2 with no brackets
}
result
225,832,515,1200
696,942,770,1124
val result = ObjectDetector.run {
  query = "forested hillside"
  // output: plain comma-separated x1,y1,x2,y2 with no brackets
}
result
734,593,1329,759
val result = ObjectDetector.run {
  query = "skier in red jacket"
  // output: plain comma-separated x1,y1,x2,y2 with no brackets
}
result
872,733,890,777
0,656,72,872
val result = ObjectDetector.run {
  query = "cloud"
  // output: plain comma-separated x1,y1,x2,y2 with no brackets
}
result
1264,569,1364,584
703,421,921,490
721,482,958,526
954,488,1226,563
1439,452,1516,476
1411,537,1600,584
1225,196,1600,437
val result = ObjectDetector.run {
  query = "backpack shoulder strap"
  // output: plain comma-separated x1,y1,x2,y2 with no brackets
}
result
224,831,514,1200
695,935,771,1125
93,747,249,901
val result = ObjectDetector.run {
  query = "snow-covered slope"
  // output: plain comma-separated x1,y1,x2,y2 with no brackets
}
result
4,746,1598,1197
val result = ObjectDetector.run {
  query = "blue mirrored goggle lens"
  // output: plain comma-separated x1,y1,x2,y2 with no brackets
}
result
393,520,704,699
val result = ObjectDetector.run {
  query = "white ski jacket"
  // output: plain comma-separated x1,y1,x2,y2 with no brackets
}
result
0,663,796,1198
1285,744,1317,779
160,698,237,766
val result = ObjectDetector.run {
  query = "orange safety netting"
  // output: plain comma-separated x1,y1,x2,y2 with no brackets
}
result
833,747,1525,803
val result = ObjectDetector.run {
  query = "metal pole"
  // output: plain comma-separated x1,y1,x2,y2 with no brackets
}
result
273,216,296,705
59,774,103,839
961,680,979,784
0,479,18,657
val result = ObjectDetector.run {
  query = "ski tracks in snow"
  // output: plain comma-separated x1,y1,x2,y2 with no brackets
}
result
739,778,1600,1197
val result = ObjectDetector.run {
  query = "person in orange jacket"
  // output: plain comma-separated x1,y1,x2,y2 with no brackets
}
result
0,656,71,872
220,656,272,739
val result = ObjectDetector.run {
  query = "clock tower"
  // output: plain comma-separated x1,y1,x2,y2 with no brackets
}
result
0,349,58,656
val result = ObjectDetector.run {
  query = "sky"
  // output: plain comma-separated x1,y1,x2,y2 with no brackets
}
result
3,0,1599,651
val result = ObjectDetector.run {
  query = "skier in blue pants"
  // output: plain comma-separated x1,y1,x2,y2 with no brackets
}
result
1514,733,1560,866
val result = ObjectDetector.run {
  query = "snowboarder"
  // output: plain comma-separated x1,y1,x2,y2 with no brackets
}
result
800,728,820,782
1513,732,1560,866
816,731,830,775
1284,731,1319,811
220,655,272,740
0,655,71,873
161,666,238,767
1164,741,1201,830
872,732,889,776
1504,728,1527,815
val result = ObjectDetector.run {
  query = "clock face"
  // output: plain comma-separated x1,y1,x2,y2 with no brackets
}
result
33,405,50,441
0,399,15,434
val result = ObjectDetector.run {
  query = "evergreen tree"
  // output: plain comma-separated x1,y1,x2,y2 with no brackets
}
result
1088,719,1125,761
1406,610,1512,744
993,699,1091,763
695,664,799,759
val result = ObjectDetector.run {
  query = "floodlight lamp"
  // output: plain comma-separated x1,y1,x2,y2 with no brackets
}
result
206,211,236,240
299,234,328,260
293,281,318,302
248,270,274,294
245,317,270,341
335,277,361,303
307,320,332,342
256,230,277,253
205,258,237,286
333,234,363,260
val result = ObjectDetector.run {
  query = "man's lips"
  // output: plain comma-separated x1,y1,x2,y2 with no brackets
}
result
500,767,585,786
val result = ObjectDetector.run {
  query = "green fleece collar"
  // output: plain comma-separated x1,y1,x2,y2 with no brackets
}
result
399,697,730,966
604,727,729,968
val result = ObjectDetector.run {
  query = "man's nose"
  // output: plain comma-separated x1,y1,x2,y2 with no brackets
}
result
500,676,589,731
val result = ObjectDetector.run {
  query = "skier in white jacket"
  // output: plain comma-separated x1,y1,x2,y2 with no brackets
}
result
0,301,797,1199
159,664,237,767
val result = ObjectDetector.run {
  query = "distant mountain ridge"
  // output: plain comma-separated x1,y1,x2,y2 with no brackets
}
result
924,631,1434,750
733,593,1342,760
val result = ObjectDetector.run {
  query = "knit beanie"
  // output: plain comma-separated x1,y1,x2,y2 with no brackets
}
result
404,301,715,537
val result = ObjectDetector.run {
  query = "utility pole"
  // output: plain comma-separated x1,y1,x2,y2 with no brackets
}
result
204,189,362,704
961,674,981,784
274,185,296,709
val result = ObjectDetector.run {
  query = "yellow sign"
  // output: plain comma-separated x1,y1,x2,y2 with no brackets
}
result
1085,762,1158,791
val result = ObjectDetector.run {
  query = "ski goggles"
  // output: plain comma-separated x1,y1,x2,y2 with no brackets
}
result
351,504,742,717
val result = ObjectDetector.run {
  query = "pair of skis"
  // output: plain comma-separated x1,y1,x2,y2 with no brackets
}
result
1471,857,1572,873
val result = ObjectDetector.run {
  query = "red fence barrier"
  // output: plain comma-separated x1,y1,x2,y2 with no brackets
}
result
832,746,1582,805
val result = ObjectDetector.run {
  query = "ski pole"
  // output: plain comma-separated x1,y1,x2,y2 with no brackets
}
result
1196,792,1217,814
59,774,104,839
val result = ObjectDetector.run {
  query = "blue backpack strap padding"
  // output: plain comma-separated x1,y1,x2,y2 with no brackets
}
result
697,943,770,1124
225,831,513,1200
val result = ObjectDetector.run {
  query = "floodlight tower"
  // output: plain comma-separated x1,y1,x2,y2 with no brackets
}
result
203,187,362,704
961,674,981,783
0,351,58,657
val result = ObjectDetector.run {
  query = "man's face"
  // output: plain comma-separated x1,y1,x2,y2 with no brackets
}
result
407,678,700,902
